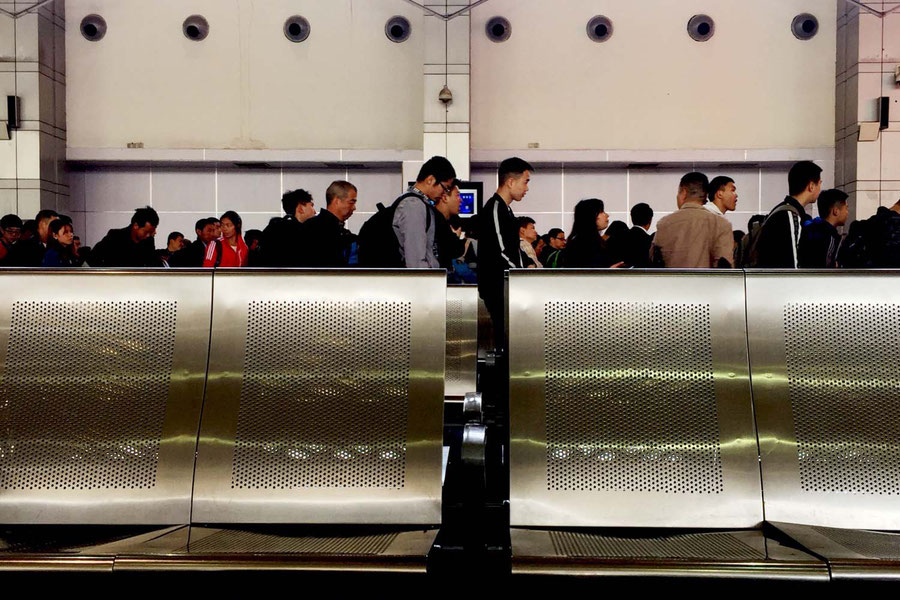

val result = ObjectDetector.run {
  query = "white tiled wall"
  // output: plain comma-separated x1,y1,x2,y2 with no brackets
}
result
472,162,834,236
68,167,405,246
0,0,68,222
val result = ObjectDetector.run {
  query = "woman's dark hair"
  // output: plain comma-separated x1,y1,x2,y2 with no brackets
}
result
605,220,629,239
220,210,243,236
570,198,605,241
47,219,76,259
48,218,73,242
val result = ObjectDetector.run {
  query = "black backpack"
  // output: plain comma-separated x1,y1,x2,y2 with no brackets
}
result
741,203,800,268
358,193,431,268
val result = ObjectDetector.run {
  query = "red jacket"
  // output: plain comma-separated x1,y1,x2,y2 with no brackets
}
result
203,236,248,267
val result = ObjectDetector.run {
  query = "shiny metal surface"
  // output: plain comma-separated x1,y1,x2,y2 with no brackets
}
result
509,270,762,528
113,526,436,572
510,528,827,580
461,424,486,467
462,392,483,423
445,286,478,398
0,270,212,524
192,270,445,524
774,522,900,581
748,271,900,528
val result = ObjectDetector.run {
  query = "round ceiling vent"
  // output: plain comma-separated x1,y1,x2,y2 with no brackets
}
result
385,16,411,43
284,16,311,43
80,14,107,42
792,14,819,40
687,14,715,42
587,15,613,42
183,15,210,42
486,16,511,43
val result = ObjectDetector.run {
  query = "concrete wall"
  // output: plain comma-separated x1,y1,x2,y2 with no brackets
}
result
471,0,837,151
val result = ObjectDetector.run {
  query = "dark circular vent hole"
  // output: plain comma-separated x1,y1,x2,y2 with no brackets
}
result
84,23,98,37
802,19,816,33
595,24,608,38
289,23,302,36
391,25,404,38
186,25,200,38
491,23,505,37
698,22,711,36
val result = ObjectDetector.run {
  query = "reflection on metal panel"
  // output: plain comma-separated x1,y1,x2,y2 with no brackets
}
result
192,270,445,525
0,271,212,524
509,270,761,528
445,286,478,398
1,301,176,491
749,271,900,529
187,529,399,555
544,301,723,494
232,301,410,490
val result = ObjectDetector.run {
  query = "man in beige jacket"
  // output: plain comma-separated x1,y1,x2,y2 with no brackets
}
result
651,172,734,268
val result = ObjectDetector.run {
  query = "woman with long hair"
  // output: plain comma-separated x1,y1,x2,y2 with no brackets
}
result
203,210,249,267
42,219,81,267
563,198,623,268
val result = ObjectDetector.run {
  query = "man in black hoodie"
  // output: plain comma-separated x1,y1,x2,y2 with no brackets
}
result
754,161,821,268
798,189,848,268
89,206,161,267
477,157,534,349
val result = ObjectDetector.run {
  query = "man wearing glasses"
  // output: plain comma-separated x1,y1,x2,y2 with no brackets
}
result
0,214,23,265
393,155,457,268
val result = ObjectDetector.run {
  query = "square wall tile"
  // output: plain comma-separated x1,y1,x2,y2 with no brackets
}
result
0,137,16,179
15,13,38,61
885,10,900,62
154,212,213,247
882,131,900,180
66,170,85,211
84,211,133,247
469,168,497,198
0,189,16,216
515,167,561,215
15,130,40,179
152,168,216,213
37,10,53,70
282,169,348,211
14,72,39,121
628,169,683,214
0,12,14,61
760,167,792,212
17,188,40,219
239,212,282,235
347,169,403,214
528,213,565,237
216,168,281,214
84,168,151,212
563,168,628,213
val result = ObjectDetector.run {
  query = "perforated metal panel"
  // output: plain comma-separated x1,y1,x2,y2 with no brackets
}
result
186,530,399,555
0,271,212,524
544,301,722,494
445,286,478,398
1,301,176,491
192,271,445,525
549,531,763,560
509,271,762,528
784,303,900,495
812,527,900,559
231,301,410,490
749,272,900,529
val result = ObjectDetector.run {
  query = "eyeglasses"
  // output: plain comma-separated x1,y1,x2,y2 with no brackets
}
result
440,183,451,195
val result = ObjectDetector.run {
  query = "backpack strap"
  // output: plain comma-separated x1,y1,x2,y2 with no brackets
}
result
394,192,433,230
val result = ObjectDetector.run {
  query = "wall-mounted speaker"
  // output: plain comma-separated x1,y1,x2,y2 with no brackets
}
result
880,97,890,131
7,96,20,130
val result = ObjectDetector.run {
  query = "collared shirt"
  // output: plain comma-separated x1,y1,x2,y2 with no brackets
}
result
705,202,724,216
652,203,734,268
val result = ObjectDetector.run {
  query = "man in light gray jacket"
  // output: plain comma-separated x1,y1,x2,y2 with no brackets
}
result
393,156,457,268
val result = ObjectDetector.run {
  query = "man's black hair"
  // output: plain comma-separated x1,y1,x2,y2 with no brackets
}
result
517,216,536,229
168,231,184,243
605,220,630,238
708,176,735,202
1,214,23,229
498,157,535,187
630,203,654,228
416,156,456,184
788,161,823,197
817,189,849,218
131,206,159,228
35,209,58,223
547,228,564,239
281,189,313,217
747,214,766,231
679,172,709,202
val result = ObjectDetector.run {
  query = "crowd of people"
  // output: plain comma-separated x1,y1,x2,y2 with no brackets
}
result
1,156,899,280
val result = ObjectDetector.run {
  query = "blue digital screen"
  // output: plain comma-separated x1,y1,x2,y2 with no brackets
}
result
459,192,476,216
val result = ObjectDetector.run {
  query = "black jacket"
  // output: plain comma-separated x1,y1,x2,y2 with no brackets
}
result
755,197,811,268
89,227,160,267
870,206,900,267
798,218,841,269
169,239,208,268
626,226,654,268
433,210,466,270
477,194,522,299
303,209,354,268
6,237,47,267
563,233,613,268
261,216,306,267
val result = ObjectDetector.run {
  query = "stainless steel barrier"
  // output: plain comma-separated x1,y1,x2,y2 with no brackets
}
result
191,270,446,525
509,270,762,528
445,285,478,399
506,270,826,580
748,270,900,580
0,270,212,525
